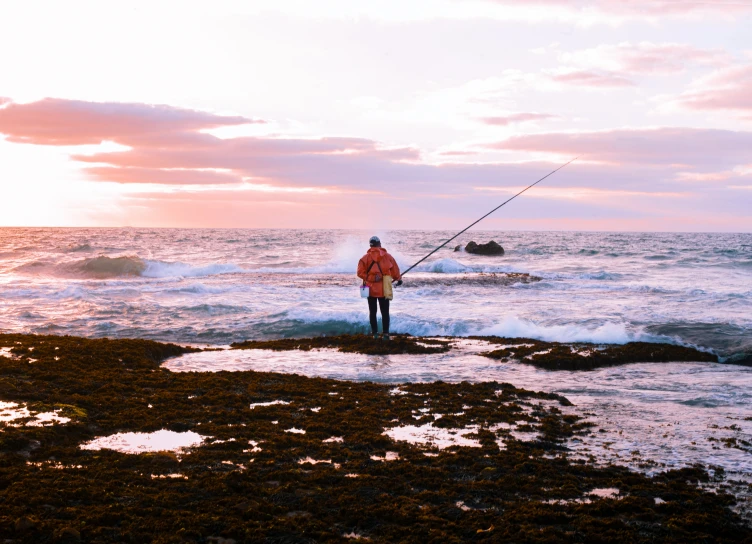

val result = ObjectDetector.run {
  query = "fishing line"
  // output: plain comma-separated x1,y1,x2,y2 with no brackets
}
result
400,156,580,277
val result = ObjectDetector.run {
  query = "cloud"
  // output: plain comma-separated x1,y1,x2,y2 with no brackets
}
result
82,167,244,185
0,97,11,106
0,98,261,146
438,150,480,156
487,127,752,170
486,0,752,17
479,113,559,126
672,64,752,113
0,98,422,187
549,70,635,87
557,42,729,75
2,97,750,231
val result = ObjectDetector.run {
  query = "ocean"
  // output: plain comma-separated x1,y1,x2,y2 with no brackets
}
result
2,227,752,516
1,228,750,362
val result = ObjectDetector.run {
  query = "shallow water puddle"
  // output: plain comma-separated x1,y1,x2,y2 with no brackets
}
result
27,461,83,470
384,423,482,449
151,473,188,479
0,401,71,427
80,430,206,453
249,400,290,409
343,531,369,540
0,347,18,359
298,457,341,468
589,487,620,499
370,452,399,461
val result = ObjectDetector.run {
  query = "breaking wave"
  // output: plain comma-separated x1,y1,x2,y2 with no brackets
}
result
475,317,646,344
75,256,147,277
69,256,244,279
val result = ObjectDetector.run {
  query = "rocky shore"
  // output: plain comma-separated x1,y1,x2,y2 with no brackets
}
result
1,333,749,543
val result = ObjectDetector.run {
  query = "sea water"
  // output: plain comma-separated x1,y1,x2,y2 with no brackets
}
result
0,228,750,362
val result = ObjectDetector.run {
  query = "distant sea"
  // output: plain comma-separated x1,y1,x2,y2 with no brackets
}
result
0,228,750,363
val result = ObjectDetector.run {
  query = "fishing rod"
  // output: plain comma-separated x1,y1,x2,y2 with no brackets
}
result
400,156,579,277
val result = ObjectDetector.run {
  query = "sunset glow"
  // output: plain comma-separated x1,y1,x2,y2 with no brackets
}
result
1,0,751,230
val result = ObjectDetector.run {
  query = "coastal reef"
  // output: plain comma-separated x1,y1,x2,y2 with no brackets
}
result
232,333,716,369
231,334,451,356
1,333,749,543
475,337,719,370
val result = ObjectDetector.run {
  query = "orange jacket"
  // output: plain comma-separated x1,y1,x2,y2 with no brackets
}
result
357,247,401,298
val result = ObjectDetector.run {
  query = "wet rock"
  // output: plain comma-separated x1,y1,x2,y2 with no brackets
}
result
465,240,504,255
476,337,718,370
232,333,451,355
14,516,36,533
55,527,81,542
453,245,462,252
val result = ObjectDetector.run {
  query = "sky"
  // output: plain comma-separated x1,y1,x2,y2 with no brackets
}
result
1,0,751,231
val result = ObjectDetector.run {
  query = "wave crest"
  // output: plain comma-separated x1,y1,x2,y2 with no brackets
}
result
72,256,244,279
77,256,147,278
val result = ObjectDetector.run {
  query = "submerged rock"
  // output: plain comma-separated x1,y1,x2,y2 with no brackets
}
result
465,240,504,255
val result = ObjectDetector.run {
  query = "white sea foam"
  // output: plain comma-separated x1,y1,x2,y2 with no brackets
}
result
475,317,642,344
141,260,244,278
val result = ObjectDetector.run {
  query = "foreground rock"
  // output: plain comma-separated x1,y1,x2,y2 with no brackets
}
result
475,336,718,370
0,333,748,543
232,334,451,355
233,334,716,368
465,240,505,255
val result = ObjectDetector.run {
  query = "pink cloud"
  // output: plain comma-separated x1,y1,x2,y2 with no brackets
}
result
0,98,424,187
439,150,480,156
616,43,728,74
560,42,729,76
674,171,733,182
488,0,751,16
0,98,261,146
0,97,11,106
3,97,751,232
488,127,752,169
479,113,558,126
674,65,752,113
550,70,634,88
83,167,244,185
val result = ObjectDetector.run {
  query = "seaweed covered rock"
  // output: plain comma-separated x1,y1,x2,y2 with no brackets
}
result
475,336,719,370
0,333,748,543
231,333,451,355
465,240,505,255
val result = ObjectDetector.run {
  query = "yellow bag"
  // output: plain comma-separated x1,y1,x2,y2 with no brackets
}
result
383,275,393,301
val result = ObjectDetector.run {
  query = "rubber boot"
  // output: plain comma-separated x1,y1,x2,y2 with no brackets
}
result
383,334,391,341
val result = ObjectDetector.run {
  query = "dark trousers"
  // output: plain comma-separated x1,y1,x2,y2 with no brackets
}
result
367,296,390,334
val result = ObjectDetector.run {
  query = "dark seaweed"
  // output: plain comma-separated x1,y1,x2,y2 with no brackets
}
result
0,333,749,543
231,334,451,356
473,336,718,370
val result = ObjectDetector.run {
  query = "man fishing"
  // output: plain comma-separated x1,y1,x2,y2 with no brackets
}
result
357,236,402,340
